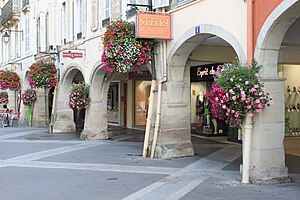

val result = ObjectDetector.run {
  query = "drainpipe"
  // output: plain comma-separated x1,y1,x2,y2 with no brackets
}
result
150,39,168,158
242,115,253,184
143,53,156,157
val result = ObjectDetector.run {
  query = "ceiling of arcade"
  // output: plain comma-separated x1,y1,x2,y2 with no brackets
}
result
279,16,300,64
187,36,237,66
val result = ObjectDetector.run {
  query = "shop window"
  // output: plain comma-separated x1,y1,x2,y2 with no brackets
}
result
134,80,151,126
107,82,119,124
190,65,229,137
283,64,300,136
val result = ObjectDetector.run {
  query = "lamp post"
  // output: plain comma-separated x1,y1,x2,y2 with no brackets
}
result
2,30,23,45
3,31,10,45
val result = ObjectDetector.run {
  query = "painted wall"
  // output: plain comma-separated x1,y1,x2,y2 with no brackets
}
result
248,0,283,62
168,0,247,60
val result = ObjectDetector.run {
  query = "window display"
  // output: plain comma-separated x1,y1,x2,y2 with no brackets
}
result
281,64,300,137
134,80,151,126
190,64,228,136
285,85,300,136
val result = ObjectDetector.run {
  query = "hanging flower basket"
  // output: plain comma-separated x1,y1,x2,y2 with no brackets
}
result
27,61,58,89
101,20,154,73
69,83,91,111
0,92,8,105
206,61,273,127
0,70,21,91
21,89,37,106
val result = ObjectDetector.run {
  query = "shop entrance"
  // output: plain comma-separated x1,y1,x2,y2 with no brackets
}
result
71,71,85,132
186,35,240,147
190,64,229,137
277,14,300,174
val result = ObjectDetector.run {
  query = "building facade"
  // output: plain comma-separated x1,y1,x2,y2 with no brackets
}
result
1,0,300,183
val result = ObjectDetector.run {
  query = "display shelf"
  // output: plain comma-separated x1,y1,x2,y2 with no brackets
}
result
285,88,300,137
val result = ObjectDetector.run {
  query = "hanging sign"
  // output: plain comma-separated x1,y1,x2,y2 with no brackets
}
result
62,52,83,59
136,12,172,40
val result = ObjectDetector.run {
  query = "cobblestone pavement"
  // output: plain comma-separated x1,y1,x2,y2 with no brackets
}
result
0,127,299,200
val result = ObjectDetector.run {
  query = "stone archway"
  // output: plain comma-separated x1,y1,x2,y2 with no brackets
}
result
81,62,115,140
252,0,300,182
52,64,85,133
155,24,245,158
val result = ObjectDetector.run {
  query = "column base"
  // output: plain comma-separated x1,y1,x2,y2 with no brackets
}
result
52,120,76,133
151,142,194,158
80,129,108,140
250,166,291,184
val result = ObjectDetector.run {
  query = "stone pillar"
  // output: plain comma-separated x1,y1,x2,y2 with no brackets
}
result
19,104,28,126
81,100,108,139
52,85,76,132
250,78,290,183
153,64,194,158
31,88,47,127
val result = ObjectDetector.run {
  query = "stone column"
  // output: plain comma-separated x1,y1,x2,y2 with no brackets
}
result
250,78,290,183
81,100,108,139
52,85,76,133
31,88,47,127
153,64,194,158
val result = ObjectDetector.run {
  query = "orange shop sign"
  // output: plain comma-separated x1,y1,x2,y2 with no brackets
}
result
136,12,172,40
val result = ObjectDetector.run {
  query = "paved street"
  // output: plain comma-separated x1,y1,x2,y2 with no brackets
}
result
0,127,299,200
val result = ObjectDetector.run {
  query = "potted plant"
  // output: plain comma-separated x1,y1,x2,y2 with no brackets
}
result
69,83,91,111
0,70,21,91
21,89,37,106
206,61,273,127
27,61,57,89
101,20,154,73
0,91,8,105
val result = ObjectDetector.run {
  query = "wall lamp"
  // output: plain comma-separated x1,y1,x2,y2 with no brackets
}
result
3,30,23,45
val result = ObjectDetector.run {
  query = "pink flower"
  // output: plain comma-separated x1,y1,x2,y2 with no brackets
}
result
245,81,249,85
222,104,226,109
248,113,254,117
254,84,259,89
232,96,237,101
255,99,260,104
247,105,252,109
229,89,235,94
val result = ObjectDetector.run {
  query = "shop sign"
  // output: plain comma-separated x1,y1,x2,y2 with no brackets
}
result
129,70,152,80
62,52,83,59
190,64,221,82
136,12,172,40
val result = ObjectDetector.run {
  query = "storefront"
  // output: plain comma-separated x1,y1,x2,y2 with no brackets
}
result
280,64,300,136
107,82,120,124
129,70,152,127
190,64,228,137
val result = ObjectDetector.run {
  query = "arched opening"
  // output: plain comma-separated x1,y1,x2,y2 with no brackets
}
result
85,62,152,141
253,0,300,181
189,35,238,144
279,17,300,175
159,24,245,158
70,71,85,132
54,66,85,133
